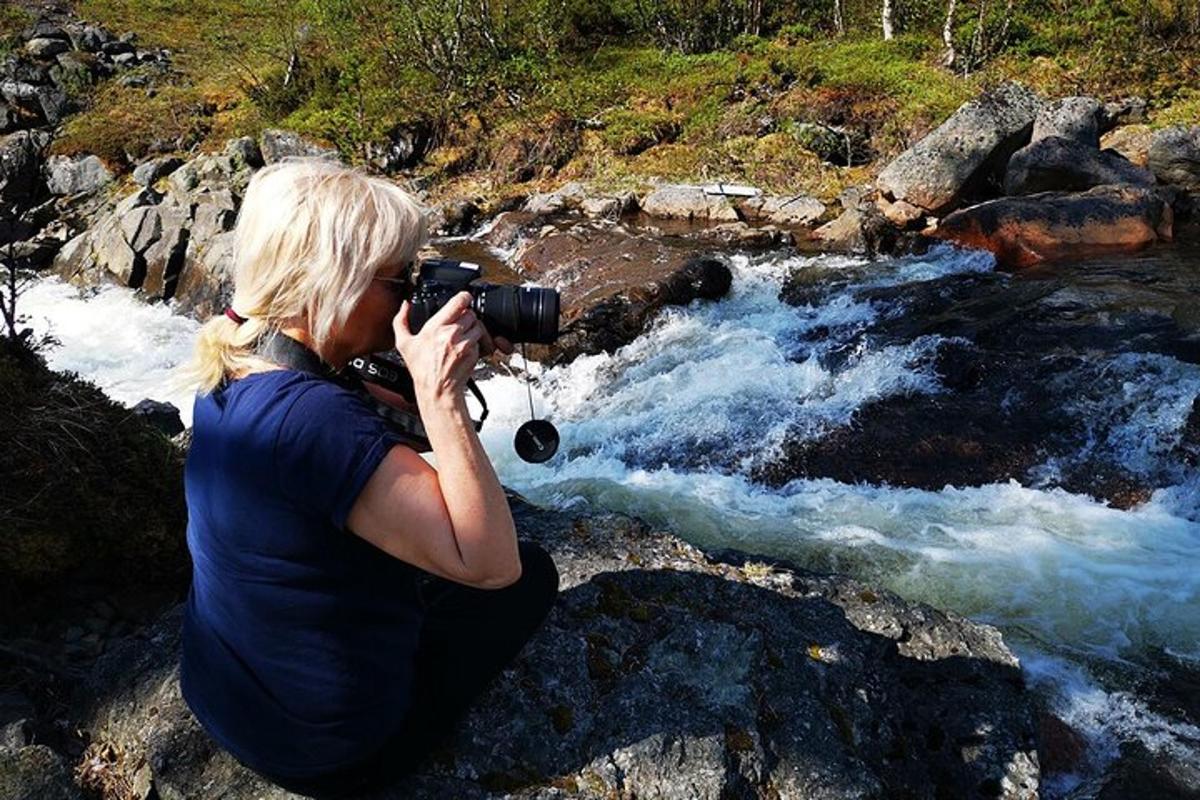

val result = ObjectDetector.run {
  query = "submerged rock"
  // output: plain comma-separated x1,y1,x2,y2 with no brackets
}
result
934,184,1172,269
72,500,1039,800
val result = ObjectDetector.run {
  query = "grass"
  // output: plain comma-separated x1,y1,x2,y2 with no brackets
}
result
56,0,1200,199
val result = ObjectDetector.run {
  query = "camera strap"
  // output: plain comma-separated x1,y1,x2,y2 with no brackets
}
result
252,331,437,450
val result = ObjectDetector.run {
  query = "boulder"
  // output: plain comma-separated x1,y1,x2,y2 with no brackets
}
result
0,745,83,800
428,198,479,236
259,129,339,165
1100,97,1148,131
174,229,235,318
131,399,184,437
934,184,1172,269
73,501,1039,800
876,82,1043,217
640,184,739,222
811,202,932,258
44,154,113,196
1101,124,1154,167
514,222,732,363
791,122,868,166
131,156,183,186
1148,125,1200,191
738,194,826,227
1003,136,1155,195
0,80,69,125
0,130,50,203
1030,96,1102,146
24,37,71,61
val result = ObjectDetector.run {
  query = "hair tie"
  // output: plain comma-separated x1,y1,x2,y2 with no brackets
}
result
224,307,248,325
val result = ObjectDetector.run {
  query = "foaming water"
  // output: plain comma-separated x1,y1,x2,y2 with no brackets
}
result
24,243,1200,791
20,279,202,425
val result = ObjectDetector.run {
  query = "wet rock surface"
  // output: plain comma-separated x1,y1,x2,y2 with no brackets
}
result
766,245,1200,504
513,220,733,363
933,184,1173,269
63,499,1039,800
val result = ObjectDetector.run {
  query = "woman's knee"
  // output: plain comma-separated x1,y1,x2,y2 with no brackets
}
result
516,540,559,614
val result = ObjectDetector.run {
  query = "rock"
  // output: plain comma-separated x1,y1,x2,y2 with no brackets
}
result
1101,123,1154,167
1003,136,1155,195
74,501,1038,800
1100,97,1148,131
811,202,933,258
738,194,826,227
479,210,542,252
640,184,739,222
140,203,189,298
132,156,183,186
72,25,110,53
0,105,15,135
25,38,71,60
428,198,479,236
223,136,263,171
876,82,1043,216
131,399,184,437
50,51,100,90
259,129,339,165
0,745,83,800
690,221,787,248
0,130,50,204
367,123,430,173
44,154,113,196
1030,96,1102,147
792,121,865,165
934,184,1172,269
877,196,927,227
175,229,235,318
1,80,69,125
514,222,732,363
523,191,566,216
1148,125,1200,191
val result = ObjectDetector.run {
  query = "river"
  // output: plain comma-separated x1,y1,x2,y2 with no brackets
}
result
20,236,1200,796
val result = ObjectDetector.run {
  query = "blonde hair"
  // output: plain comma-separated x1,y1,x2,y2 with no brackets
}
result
177,157,427,395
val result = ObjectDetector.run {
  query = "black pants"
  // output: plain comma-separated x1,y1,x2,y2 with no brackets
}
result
262,541,559,799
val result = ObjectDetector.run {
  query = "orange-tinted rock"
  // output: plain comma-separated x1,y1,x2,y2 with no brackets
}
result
934,184,1172,269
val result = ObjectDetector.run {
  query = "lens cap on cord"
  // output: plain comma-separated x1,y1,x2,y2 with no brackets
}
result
515,419,559,463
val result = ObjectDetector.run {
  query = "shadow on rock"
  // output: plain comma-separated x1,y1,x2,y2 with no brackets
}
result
71,505,1039,800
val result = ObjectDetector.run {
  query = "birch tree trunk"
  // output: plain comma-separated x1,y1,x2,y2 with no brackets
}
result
942,0,958,67
882,0,896,40
834,0,845,34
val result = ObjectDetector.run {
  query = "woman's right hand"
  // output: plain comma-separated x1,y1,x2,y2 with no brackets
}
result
393,292,488,406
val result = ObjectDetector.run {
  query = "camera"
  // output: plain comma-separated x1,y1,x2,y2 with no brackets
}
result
408,259,560,344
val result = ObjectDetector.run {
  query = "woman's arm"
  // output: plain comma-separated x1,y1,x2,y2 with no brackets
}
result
345,293,521,589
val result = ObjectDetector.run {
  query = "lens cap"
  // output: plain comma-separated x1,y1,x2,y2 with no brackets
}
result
515,419,559,464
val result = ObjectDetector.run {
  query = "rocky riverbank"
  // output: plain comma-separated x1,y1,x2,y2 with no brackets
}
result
4,7,1200,800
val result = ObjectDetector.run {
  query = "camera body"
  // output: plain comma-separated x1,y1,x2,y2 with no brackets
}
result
408,259,560,345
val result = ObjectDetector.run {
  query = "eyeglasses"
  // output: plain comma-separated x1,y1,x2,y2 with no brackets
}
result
373,265,413,298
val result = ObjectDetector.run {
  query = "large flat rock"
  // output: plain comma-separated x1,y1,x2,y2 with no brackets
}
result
72,499,1039,800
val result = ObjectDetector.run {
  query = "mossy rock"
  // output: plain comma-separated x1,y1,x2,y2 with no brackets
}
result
0,343,188,616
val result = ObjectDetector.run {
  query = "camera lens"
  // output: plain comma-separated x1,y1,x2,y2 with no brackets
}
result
476,284,559,344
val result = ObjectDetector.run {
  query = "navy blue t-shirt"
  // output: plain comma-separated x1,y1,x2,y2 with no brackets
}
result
180,369,423,780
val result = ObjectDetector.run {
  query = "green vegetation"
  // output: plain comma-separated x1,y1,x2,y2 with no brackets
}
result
60,0,1200,201
0,340,188,618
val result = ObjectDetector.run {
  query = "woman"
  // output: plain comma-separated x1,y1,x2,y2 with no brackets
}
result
178,157,559,798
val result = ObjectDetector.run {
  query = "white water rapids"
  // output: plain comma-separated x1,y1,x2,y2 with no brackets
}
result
21,244,1200,794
